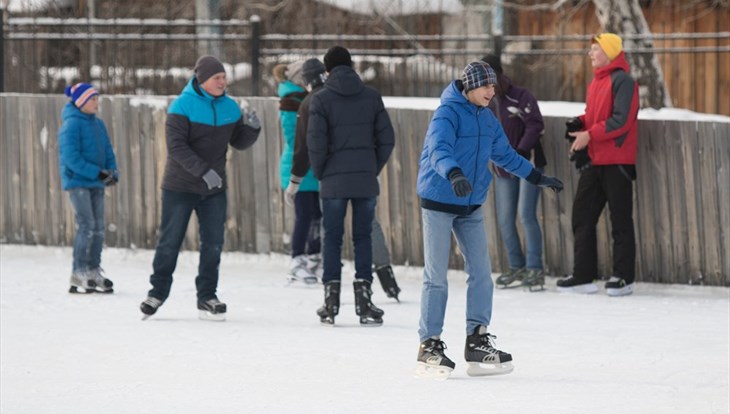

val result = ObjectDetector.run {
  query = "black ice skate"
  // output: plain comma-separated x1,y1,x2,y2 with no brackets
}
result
464,327,514,376
605,276,634,297
69,271,96,294
316,281,340,326
495,268,525,289
89,268,114,293
415,338,455,380
556,275,599,294
140,296,164,320
521,269,545,292
353,279,384,326
198,298,227,321
375,265,401,302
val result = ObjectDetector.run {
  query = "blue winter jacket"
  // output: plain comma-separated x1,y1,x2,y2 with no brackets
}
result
277,80,317,191
58,102,118,190
417,80,534,211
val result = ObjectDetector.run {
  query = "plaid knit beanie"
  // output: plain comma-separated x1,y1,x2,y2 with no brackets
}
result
64,83,99,109
592,33,623,61
194,55,225,85
461,61,497,93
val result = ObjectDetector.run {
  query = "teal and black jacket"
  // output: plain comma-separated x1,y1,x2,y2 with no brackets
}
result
163,78,260,195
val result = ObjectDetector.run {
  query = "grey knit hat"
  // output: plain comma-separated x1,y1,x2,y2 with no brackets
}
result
194,55,225,85
301,58,326,86
461,61,497,93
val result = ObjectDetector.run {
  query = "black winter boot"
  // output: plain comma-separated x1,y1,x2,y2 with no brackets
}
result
316,281,340,326
353,279,384,326
375,265,401,302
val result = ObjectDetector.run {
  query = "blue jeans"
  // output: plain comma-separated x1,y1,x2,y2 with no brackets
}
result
494,170,543,270
419,207,494,342
149,189,227,302
321,197,376,284
68,187,105,272
291,191,322,257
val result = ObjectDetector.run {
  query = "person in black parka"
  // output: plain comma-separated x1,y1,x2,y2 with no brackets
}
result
307,46,395,326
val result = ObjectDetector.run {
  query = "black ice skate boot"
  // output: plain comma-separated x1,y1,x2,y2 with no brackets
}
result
316,281,340,326
521,269,545,292
415,338,455,380
464,326,514,376
89,268,114,293
198,298,227,321
375,265,401,302
353,279,384,326
140,296,164,320
69,270,97,294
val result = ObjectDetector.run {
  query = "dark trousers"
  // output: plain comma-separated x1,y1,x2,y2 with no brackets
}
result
291,191,322,257
572,165,636,283
149,189,227,302
321,197,376,284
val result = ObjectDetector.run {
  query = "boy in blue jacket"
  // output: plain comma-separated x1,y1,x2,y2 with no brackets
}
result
415,62,563,379
58,83,118,294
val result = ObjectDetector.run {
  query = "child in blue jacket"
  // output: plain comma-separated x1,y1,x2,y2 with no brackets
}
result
58,83,118,294
415,62,563,379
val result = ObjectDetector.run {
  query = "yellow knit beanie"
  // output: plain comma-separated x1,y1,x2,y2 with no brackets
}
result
592,33,623,60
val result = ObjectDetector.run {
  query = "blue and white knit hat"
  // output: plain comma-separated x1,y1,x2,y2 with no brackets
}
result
64,83,99,109
461,61,497,93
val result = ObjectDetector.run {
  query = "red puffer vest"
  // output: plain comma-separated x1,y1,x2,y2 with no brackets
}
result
580,52,639,165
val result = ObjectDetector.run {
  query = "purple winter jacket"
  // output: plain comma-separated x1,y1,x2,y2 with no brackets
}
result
488,74,546,178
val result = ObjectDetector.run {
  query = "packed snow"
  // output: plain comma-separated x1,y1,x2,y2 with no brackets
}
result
1,244,728,413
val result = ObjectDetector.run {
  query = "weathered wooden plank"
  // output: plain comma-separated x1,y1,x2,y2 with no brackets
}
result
679,120,703,283
635,120,658,282
664,120,689,283
697,122,722,285
713,122,730,286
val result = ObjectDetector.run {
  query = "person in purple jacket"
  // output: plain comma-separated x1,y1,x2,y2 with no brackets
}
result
482,54,547,291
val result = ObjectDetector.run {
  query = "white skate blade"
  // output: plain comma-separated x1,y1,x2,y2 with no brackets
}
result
466,361,514,376
496,280,523,289
414,363,453,380
607,284,634,297
557,283,599,294
141,313,153,321
198,310,226,321
68,285,95,294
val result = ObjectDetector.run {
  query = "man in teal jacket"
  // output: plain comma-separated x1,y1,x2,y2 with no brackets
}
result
415,61,563,379
140,56,261,321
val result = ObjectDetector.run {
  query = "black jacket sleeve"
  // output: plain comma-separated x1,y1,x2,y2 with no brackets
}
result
373,97,395,174
291,95,312,178
229,116,260,150
307,94,328,180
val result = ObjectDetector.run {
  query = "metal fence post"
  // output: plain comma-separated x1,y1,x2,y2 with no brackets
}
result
249,15,261,96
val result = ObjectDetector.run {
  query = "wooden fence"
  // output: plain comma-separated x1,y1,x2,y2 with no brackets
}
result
1,94,728,286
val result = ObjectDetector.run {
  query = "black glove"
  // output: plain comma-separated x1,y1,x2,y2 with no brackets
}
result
526,169,564,193
569,149,592,171
98,169,117,186
565,117,583,141
448,168,472,198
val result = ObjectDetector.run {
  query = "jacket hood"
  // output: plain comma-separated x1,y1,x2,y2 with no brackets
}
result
324,66,364,96
61,101,95,121
495,73,513,97
594,51,631,78
440,80,477,111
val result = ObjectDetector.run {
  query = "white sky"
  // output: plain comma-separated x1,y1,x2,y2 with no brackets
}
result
1,244,728,414
315,0,465,16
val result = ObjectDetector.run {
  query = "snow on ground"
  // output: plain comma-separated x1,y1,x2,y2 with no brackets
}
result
1,244,728,414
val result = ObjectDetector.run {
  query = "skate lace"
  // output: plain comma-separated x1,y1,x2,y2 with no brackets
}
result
425,339,448,357
480,333,498,349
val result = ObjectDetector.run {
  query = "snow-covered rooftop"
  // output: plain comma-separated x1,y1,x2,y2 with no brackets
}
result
315,0,465,16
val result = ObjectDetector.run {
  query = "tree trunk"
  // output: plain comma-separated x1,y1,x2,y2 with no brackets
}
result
592,0,671,108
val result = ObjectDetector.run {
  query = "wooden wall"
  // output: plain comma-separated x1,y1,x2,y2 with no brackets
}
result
1,94,728,286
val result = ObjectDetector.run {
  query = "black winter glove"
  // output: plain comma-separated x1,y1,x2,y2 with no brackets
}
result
98,169,117,186
565,117,583,140
569,149,592,171
448,168,473,198
526,169,564,193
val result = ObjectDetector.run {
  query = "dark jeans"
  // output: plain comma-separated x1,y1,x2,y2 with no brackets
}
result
68,187,105,272
572,165,636,283
321,197,376,284
149,189,227,302
292,191,322,257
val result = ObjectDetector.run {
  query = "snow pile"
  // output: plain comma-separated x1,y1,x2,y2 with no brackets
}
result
1,244,728,414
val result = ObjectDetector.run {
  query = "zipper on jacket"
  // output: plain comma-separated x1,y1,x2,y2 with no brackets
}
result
211,100,217,126
471,107,482,205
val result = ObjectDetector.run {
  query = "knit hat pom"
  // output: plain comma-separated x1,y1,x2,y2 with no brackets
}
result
592,33,623,61
65,82,99,109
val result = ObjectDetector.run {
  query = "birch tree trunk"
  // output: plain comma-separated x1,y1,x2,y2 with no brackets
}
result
592,0,671,108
